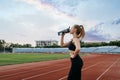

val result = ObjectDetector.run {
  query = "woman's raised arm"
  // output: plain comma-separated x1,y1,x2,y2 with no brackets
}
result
60,34,70,47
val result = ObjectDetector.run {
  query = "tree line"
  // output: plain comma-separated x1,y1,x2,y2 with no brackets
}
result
0,40,120,50
0,40,32,52
0,40,32,48
81,40,120,47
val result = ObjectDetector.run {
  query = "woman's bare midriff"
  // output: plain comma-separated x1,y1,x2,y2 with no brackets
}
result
69,50,75,58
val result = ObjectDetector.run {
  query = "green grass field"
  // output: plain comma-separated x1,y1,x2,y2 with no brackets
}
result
0,53,68,66
0,53,86,66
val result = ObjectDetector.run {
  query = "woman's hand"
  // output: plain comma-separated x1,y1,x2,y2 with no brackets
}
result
70,55,75,58
61,33,65,37
70,53,77,59
60,33,70,47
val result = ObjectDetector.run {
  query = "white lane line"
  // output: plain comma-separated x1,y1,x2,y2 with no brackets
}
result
0,65,44,72
58,63,100,80
58,76,68,80
82,63,100,71
22,67,68,80
96,59,119,80
0,64,36,72
0,62,65,72
0,64,66,78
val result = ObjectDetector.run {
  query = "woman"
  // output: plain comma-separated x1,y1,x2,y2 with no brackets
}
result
60,24,85,80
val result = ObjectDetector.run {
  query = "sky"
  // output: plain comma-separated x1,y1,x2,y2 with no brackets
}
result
0,0,120,46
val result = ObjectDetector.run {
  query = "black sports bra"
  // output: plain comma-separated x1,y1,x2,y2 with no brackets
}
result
68,40,76,51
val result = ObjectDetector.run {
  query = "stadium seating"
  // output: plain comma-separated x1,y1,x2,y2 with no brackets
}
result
109,47,120,53
80,47,97,53
13,48,68,53
93,47,115,53
12,47,120,53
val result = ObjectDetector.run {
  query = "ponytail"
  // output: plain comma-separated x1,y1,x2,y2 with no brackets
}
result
78,25,85,39
74,24,85,39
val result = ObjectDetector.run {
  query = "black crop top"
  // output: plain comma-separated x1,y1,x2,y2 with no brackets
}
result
68,40,76,51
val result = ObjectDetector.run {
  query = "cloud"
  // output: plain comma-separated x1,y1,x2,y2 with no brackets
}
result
85,28,110,42
0,12,67,45
85,18,120,42
17,0,77,19
16,0,100,30
1,0,120,46
39,0,86,17
112,18,120,25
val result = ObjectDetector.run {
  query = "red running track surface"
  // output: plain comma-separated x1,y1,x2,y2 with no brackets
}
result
0,54,120,80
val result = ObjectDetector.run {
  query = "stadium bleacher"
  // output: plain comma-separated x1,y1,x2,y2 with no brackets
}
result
13,48,68,53
109,47,120,53
80,47,97,53
12,46,120,53
93,47,115,53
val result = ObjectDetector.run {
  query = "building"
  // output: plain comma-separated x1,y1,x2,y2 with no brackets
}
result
35,40,58,47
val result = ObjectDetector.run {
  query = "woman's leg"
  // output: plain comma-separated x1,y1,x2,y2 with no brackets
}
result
67,56,83,80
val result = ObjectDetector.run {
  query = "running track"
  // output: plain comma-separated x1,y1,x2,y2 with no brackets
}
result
0,54,120,80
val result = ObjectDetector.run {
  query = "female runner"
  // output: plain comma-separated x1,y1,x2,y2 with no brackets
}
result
60,24,85,80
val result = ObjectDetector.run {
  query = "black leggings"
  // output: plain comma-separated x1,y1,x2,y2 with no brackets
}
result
67,55,83,80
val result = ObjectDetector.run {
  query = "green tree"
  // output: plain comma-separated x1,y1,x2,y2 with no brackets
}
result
0,40,6,48
22,44,32,48
109,40,120,47
9,43,32,48
101,42,108,46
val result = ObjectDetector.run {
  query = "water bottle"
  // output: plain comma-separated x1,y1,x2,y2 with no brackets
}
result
58,27,70,36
